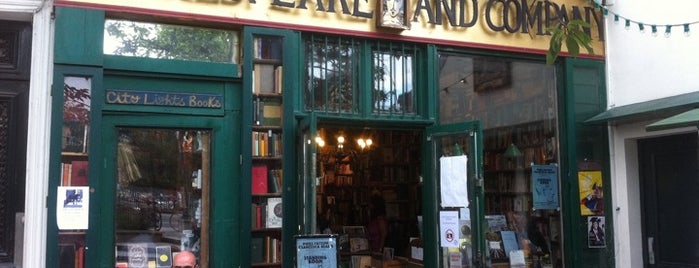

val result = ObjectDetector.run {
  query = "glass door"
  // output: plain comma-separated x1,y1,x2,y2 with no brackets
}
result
97,115,223,268
425,121,484,268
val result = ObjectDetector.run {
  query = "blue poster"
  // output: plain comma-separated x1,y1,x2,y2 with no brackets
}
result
296,235,338,268
532,165,559,210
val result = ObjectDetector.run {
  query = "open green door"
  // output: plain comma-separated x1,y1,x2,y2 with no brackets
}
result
297,114,318,234
424,121,484,267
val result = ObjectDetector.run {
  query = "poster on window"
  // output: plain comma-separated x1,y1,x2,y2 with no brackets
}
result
587,216,606,248
56,186,90,230
295,235,338,268
532,165,559,210
440,155,468,208
578,171,604,215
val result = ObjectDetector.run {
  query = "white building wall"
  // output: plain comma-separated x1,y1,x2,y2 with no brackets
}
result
603,0,699,267
605,0,699,107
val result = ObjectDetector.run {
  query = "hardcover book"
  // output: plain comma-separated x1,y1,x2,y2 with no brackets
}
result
62,121,88,153
251,237,265,263
71,160,89,186
268,169,282,193
266,197,283,228
263,100,282,126
254,64,276,93
252,165,269,194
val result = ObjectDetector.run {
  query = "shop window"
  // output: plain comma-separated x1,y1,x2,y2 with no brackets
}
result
114,129,210,268
438,54,562,267
104,19,240,64
438,55,556,128
58,76,92,268
303,35,361,113
303,35,420,117
371,44,416,116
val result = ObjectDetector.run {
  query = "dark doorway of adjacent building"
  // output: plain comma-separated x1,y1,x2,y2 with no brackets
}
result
639,132,699,268
0,20,31,267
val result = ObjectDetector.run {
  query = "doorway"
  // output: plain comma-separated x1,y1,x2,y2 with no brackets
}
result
94,114,234,268
639,132,699,268
308,124,424,262
0,20,31,266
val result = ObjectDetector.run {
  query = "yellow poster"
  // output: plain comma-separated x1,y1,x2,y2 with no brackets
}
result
578,171,603,216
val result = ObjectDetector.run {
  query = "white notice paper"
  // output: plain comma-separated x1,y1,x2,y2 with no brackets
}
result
440,155,469,207
509,250,526,267
439,210,460,248
56,186,90,230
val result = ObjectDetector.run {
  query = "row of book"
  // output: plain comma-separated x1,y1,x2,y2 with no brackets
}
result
58,243,85,268
252,64,283,94
61,161,89,186
484,172,530,194
251,235,282,264
253,37,282,61
62,121,89,153
484,195,532,213
251,197,283,229
252,131,282,157
252,165,283,194
253,97,282,126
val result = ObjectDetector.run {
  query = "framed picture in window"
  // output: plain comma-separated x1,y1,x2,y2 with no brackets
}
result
377,0,410,30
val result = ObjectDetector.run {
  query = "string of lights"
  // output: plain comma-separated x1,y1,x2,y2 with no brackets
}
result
591,0,699,37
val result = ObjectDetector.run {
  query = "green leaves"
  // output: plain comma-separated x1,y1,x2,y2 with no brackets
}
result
546,19,595,65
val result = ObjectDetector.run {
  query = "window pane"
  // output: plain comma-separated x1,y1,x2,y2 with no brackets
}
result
115,129,210,267
58,76,92,268
438,54,562,267
372,46,415,115
438,55,556,128
62,77,91,153
303,35,360,113
104,19,240,64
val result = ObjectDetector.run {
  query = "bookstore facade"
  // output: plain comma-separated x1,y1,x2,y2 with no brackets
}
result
47,0,612,267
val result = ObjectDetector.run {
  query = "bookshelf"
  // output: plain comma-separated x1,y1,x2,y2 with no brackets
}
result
482,120,561,266
316,129,422,261
250,34,284,267
483,120,556,215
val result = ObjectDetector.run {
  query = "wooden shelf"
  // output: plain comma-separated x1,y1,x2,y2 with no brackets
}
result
250,34,285,267
251,227,282,232
253,92,282,98
252,58,281,65
62,152,88,157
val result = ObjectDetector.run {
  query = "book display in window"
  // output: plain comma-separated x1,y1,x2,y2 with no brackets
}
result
482,120,561,266
250,34,284,267
59,76,92,268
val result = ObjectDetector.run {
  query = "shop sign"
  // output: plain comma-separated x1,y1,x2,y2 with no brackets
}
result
105,89,223,109
266,0,603,40
58,0,604,54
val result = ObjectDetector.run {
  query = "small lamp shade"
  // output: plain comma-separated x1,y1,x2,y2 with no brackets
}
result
504,143,522,157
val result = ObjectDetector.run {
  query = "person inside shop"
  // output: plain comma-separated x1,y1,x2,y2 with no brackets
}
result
173,250,198,268
367,193,388,253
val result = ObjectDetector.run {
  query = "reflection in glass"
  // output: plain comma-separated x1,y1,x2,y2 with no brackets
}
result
438,54,556,128
372,50,415,115
115,128,209,267
303,35,360,113
104,19,240,64
62,77,91,154
438,54,561,267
